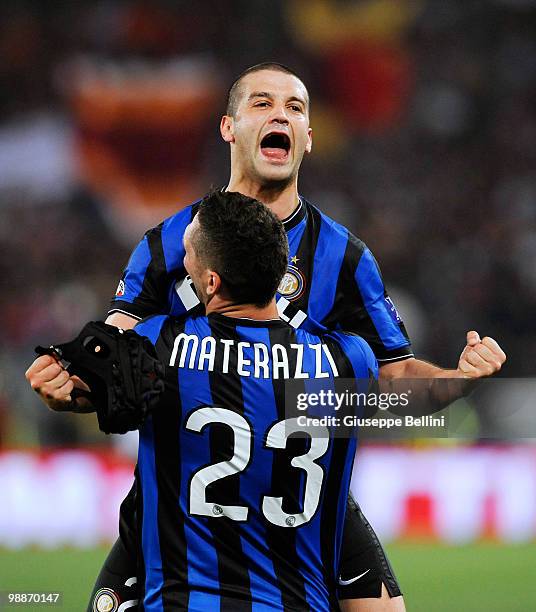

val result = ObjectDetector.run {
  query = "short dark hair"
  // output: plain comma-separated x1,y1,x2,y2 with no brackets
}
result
226,62,309,117
194,190,289,307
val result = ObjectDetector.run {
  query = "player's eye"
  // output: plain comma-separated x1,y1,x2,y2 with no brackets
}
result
254,101,270,108
289,105,302,112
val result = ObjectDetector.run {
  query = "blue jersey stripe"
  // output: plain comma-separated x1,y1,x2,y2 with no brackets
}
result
308,217,348,326
121,235,152,304
186,591,221,612
251,603,284,612
134,315,168,345
236,326,283,611
138,417,164,611
355,248,409,350
160,205,194,275
327,331,378,380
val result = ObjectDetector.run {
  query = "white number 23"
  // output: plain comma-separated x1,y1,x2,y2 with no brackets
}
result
185,407,329,528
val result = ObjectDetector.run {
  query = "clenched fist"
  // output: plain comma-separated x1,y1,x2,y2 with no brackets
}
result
457,331,506,379
25,354,91,411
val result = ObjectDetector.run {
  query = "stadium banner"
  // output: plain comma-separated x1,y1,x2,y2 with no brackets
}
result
0,446,535,548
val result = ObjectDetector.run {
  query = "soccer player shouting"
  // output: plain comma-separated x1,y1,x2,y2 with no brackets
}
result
27,63,506,612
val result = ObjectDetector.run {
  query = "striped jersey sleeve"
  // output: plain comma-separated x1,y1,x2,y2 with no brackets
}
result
108,204,197,321
318,215,413,363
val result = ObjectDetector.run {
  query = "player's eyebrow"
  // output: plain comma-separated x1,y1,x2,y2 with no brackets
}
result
248,91,274,102
248,92,308,108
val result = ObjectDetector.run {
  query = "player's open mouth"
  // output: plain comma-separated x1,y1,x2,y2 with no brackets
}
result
260,132,291,161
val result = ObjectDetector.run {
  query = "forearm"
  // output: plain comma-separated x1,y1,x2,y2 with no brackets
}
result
379,357,475,410
381,356,461,379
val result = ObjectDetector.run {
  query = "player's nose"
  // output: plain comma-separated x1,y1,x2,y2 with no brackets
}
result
268,104,289,125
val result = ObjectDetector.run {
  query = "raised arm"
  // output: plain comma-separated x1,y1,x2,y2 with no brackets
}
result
331,232,506,407
379,331,506,408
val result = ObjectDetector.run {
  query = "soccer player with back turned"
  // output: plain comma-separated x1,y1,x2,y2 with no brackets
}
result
75,190,378,610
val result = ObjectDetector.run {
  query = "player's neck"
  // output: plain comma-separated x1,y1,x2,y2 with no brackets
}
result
225,176,300,220
205,297,279,321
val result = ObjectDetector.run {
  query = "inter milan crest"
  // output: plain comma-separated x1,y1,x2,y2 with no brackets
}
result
278,264,306,301
92,588,119,612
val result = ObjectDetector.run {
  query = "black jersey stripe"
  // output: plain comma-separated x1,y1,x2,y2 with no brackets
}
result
131,223,168,314
286,202,323,320
282,197,307,232
134,465,147,608
206,316,253,611
152,320,190,611
265,324,310,612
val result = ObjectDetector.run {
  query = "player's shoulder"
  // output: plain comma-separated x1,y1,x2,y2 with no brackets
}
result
324,329,373,355
143,199,201,239
135,311,209,349
293,326,324,346
293,325,372,358
323,330,378,376
134,314,170,345
301,196,367,256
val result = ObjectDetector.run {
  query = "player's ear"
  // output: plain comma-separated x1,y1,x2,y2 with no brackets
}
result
220,115,235,143
305,127,312,154
206,270,222,297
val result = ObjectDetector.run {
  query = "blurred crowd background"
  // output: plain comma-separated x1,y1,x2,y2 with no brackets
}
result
1,0,535,450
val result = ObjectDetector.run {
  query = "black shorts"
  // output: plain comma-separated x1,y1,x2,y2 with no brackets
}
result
337,494,402,600
89,487,402,607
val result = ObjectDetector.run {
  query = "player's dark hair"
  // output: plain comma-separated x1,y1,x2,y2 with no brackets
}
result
226,62,309,116
194,190,289,307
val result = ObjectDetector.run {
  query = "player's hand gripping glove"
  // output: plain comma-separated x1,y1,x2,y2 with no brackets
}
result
35,321,165,434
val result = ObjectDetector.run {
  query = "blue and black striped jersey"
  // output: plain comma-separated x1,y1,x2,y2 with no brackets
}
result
133,312,377,611
110,197,413,363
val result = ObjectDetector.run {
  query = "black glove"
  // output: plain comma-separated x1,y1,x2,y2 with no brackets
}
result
36,321,165,434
